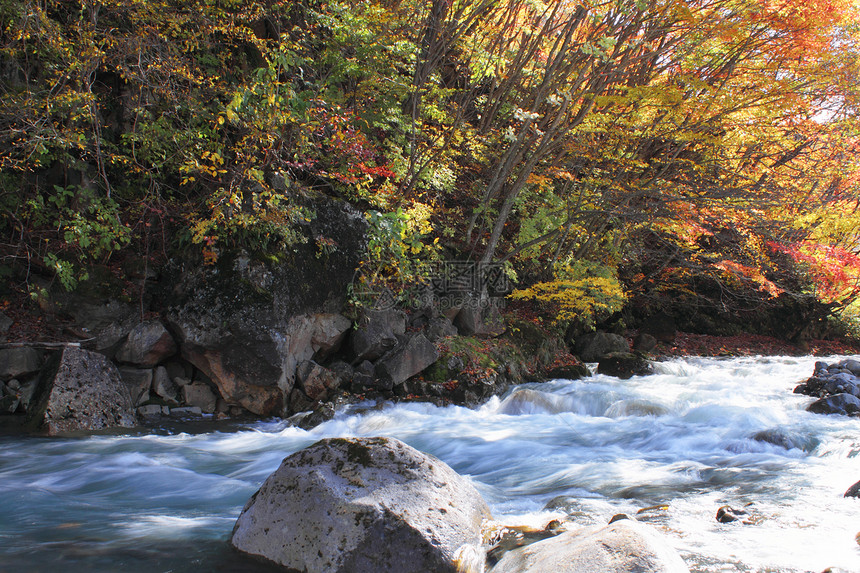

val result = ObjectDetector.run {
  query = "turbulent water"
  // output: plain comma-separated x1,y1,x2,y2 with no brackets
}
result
1,356,859,572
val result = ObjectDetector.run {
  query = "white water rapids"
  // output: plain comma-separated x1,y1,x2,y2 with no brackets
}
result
1,355,859,572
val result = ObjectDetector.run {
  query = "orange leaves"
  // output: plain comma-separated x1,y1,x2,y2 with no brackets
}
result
715,259,784,297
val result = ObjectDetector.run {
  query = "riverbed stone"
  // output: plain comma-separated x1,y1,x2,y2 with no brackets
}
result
26,346,137,434
296,360,341,401
230,436,491,573
0,347,43,379
115,320,177,366
489,520,689,573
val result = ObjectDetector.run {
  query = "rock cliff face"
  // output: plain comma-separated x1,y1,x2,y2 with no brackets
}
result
165,197,367,415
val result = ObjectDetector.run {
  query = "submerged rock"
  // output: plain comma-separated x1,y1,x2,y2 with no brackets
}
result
26,346,137,434
489,520,689,573
230,436,490,573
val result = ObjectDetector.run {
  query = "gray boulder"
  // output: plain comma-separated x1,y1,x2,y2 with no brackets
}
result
230,436,490,573
574,332,629,362
375,334,440,387
26,346,137,434
0,347,43,379
115,320,177,366
426,316,459,341
490,520,689,573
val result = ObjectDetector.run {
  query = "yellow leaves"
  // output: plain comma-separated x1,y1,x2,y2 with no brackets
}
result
510,260,626,326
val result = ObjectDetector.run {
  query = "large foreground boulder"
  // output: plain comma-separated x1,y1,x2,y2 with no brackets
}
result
230,436,490,573
489,520,689,573
26,346,138,434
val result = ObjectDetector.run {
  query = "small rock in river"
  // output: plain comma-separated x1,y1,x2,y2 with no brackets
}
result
844,479,860,498
716,505,748,523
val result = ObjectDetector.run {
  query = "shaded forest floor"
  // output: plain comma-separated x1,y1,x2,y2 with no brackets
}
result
655,331,860,358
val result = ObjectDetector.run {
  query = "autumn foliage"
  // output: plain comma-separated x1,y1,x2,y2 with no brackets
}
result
1,0,859,336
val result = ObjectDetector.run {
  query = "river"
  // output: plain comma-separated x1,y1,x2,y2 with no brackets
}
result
1,355,858,572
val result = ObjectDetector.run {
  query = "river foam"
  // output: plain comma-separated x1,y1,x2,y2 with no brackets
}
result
1,355,858,571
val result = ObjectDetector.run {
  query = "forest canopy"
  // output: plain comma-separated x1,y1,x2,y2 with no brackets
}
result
1,0,859,335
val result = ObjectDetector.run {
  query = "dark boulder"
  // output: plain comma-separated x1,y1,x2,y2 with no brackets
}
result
26,346,138,434
597,353,654,379
545,363,590,380
0,347,44,379
844,480,860,498
807,393,860,417
639,312,677,343
115,320,177,367
296,360,342,402
351,309,406,362
574,332,629,362
716,505,748,523
632,333,658,353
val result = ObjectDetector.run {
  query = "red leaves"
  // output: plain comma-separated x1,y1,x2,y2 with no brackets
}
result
768,240,860,303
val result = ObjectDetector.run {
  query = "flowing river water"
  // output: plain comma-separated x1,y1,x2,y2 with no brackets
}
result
1,355,859,572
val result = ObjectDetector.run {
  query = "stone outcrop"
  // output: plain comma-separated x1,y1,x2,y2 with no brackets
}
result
489,520,689,573
25,345,138,434
230,436,490,573
164,197,366,416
